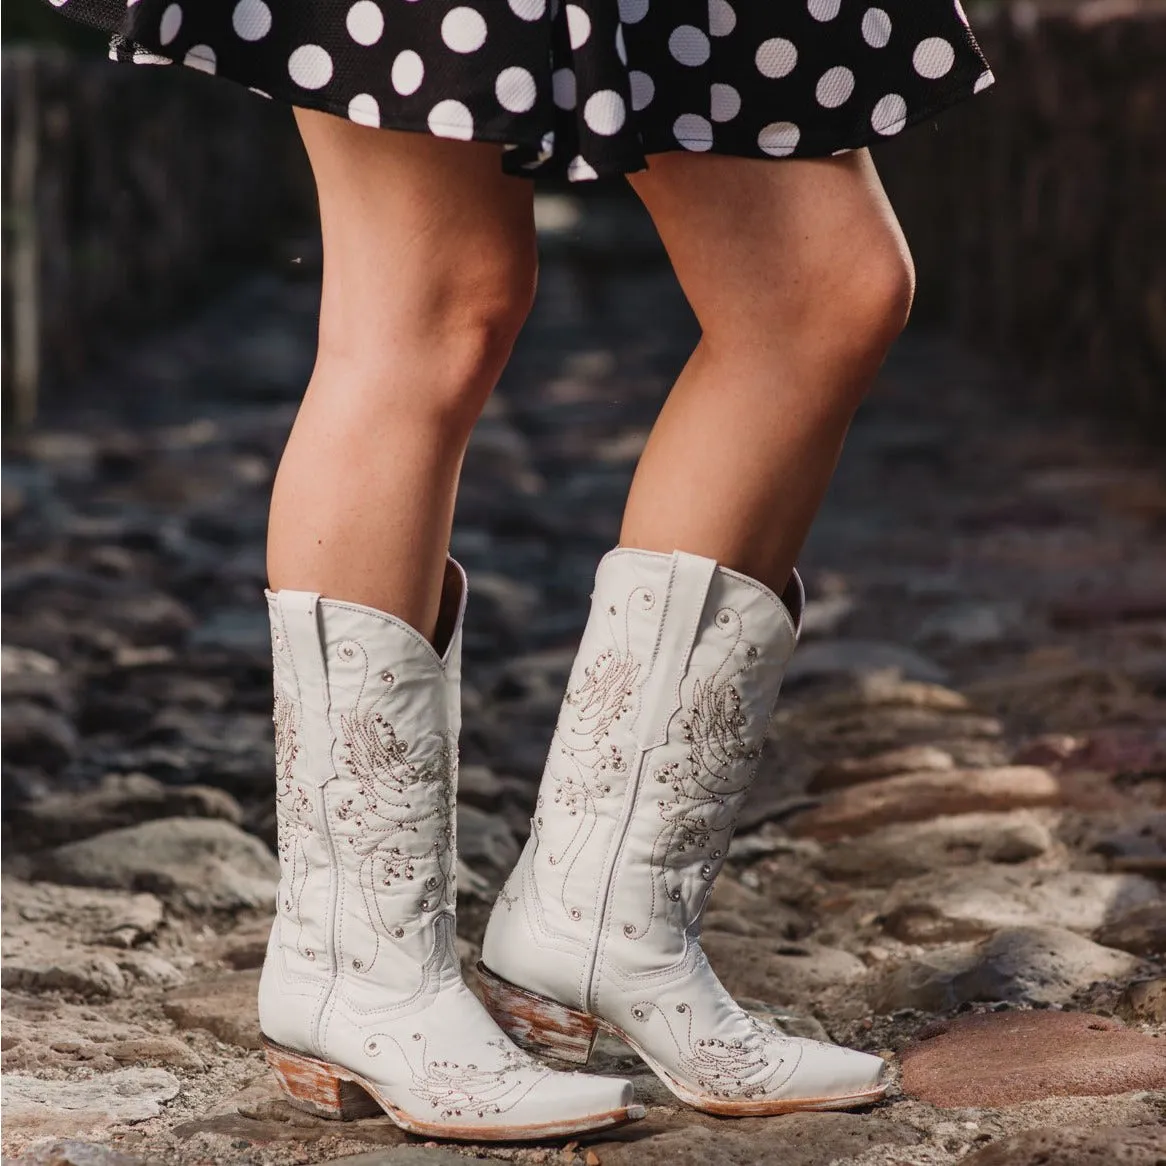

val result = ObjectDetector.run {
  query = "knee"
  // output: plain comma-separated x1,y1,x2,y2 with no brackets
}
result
317,240,538,435
821,230,915,374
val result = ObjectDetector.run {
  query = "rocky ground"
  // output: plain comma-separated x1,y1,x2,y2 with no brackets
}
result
2,191,1164,1166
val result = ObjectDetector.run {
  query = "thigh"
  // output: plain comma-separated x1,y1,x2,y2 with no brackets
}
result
293,108,538,354
627,149,910,336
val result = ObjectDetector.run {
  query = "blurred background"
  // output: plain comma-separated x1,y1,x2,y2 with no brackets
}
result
2,2,1165,1162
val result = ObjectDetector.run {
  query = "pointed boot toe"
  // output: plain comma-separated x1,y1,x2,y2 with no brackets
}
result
518,1071,643,1134
773,1042,887,1110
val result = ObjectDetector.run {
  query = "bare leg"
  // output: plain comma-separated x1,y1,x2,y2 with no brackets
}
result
268,111,537,641
623,148,914,594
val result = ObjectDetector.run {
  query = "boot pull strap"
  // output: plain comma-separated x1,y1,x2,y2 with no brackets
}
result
273,589,335,789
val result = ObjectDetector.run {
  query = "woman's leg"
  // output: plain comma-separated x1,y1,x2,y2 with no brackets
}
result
268,111,538,642
622,148,914,593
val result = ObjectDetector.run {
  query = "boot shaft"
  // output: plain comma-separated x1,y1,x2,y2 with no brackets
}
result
489,548,802,1007
266,562,467,994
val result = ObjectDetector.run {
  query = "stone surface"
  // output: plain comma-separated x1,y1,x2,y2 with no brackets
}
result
784,640,947,686
8,772,243,849
1,880,181,998
871,927,1143,1012
1094,901,1166,957
901,1011,1166,1107
162,970,262,1049
593,1111,922,1166
957,1125,1166,1166
455,804,519,876
809,744,956,792
788,768,1061,841
1116,977,1166,1024
878,867,1161,943
1,1067,181,1135
815,812,1053,886
14,1141,147,1166
35,818,279,912
702,933,867,1005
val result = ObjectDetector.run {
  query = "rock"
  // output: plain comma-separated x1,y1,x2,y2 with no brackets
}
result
456,763,505,810
1086,810,1166,877
2,995,205,1073
1,1067,181,1135
324,1149,473,1165
784,641,947,686
958,1125,1166,1166
702,933,867,1005
1116,978,1166,1024
456,805,519,875
870,927,1143,1012
2,702,79,773
901,1011,1166,1107
14,1140,147,1166
1,880,179,998
3,879,164,946
162,969,262,1049
877,867,1161,944
1095,902,1166,956
9,772,244,850
35,818,279,912
592,1111,922,1166
809,745,955,792
815,812,1053,886
798,593,855,638
788,767,1060,841
916,601,1022,646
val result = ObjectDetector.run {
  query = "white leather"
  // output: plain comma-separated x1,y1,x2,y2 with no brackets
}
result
258,562,636,1131
483,548,884,1106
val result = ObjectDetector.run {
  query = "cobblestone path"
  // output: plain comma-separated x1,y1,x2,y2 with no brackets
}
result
3,193,1164,1166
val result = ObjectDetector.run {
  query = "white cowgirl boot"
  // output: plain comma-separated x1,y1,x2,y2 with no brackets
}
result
257,559,643,1140
480,548,886,1115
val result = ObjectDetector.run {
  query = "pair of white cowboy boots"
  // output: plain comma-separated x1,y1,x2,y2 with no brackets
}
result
257,548,885,1140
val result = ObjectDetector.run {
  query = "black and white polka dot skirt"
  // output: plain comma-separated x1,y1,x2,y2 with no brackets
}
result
45,0,994,181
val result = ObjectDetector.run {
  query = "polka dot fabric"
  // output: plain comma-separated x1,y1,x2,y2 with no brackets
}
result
45,0,994,181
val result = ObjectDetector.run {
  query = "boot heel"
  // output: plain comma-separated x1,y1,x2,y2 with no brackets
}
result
263,1038,381,1121
477,961,599,1067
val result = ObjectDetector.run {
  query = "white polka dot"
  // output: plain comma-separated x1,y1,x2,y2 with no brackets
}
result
496,66,537,113
807,0,840,19
618,0,649,23
232,0,271,41
508,0,545,18
974,69,995,93
566,5,591,49
346,1,384,45
913,37,955,78
348,93,380,127
629,70,655,110
708,0,736,36
583,90,626,136
288,44,332,89
159,3,182,45
552,68,576,110
871,93,907,134
710,83,740,123
758,121,800,156
441,7,487,53
184,44,216,73
815,65,854,108
428,100,474,140
568,155,599,181
669,25,710,67
954,0,970,25
861,8,891,48
674,114,713,151
391,50,424,95
615,24,627,65
756,38,797,79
